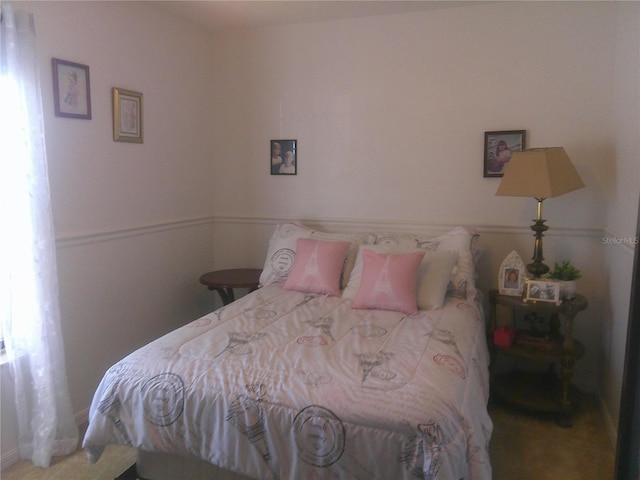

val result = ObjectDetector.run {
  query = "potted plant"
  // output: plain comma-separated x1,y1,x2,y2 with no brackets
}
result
548,261,581,300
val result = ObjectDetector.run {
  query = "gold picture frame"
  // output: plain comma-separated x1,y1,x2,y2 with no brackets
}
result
113,87,143,143
523,279,561,305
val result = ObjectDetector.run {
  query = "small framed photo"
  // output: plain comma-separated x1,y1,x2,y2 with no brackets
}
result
113,87,143,143
523,279,561,305
499,250,526,296
271,139,297,175
484,130,526,177
52,58,91,119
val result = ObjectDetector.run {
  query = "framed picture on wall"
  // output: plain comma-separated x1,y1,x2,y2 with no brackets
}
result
483,130,526,177
271,139,297,175
113,87,143,143
52,58,92,119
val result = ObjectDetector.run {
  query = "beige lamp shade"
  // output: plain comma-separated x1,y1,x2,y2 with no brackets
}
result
495,147,585,199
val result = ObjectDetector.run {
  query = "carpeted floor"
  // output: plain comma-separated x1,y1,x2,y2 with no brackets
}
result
1,394,615,480
1,444,136,480
489,393,616,480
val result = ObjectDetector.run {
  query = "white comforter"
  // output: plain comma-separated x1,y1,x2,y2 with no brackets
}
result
83,284,492,480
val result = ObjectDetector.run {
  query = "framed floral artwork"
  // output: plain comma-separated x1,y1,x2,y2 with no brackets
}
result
113,87,143,143
52,58,91,119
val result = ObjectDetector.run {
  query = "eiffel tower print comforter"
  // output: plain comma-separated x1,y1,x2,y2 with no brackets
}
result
83,284,492,480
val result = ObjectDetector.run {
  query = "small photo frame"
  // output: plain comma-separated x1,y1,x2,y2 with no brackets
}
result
52,58,91,119
523,279,561,305
499,250,526,296
271,139,297,175
113,87,143,143
484,130,526,177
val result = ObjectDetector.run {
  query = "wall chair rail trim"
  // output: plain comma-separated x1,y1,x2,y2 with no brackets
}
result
214,214,603,238
56,216,215,249
602,228,638,255
54,214,605,250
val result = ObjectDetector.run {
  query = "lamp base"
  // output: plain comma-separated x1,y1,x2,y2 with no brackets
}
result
528,215,549,278
526,260,550,278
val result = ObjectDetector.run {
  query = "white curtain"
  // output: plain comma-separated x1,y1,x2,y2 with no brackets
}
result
0,3,79,468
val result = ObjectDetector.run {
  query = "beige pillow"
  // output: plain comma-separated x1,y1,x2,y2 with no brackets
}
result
417,249,459,309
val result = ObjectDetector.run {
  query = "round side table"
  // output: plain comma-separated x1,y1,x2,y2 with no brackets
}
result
199,268,262,305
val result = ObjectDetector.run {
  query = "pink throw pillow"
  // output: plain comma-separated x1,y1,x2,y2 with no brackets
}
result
284,238,351,296
351,249,425,315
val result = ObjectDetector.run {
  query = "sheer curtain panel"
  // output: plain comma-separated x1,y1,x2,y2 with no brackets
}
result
0,4,79,468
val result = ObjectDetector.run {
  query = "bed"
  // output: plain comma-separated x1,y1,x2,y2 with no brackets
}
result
83,223,492,480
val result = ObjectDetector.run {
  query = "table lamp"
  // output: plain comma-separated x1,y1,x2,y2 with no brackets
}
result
496,147,584,278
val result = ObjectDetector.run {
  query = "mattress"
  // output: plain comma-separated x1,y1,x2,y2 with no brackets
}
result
83,282,492,479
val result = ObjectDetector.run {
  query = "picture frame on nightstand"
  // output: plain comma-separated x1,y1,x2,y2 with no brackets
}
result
498,250,526,296
523,279,561,305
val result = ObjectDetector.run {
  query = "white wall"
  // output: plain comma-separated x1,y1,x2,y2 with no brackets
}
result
1,1,218,468
208,2,612,229
600,2,640,443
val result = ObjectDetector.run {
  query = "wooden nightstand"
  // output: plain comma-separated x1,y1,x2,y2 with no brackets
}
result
488,289,588,427
199,268,261,305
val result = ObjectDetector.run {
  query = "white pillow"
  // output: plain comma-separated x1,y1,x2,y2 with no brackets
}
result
372,227,478,299
344,244,458,310
259,223,371,288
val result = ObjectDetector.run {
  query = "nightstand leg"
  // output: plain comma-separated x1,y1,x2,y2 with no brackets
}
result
559,314,577,427
214,287,235,306
559,350,575,427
